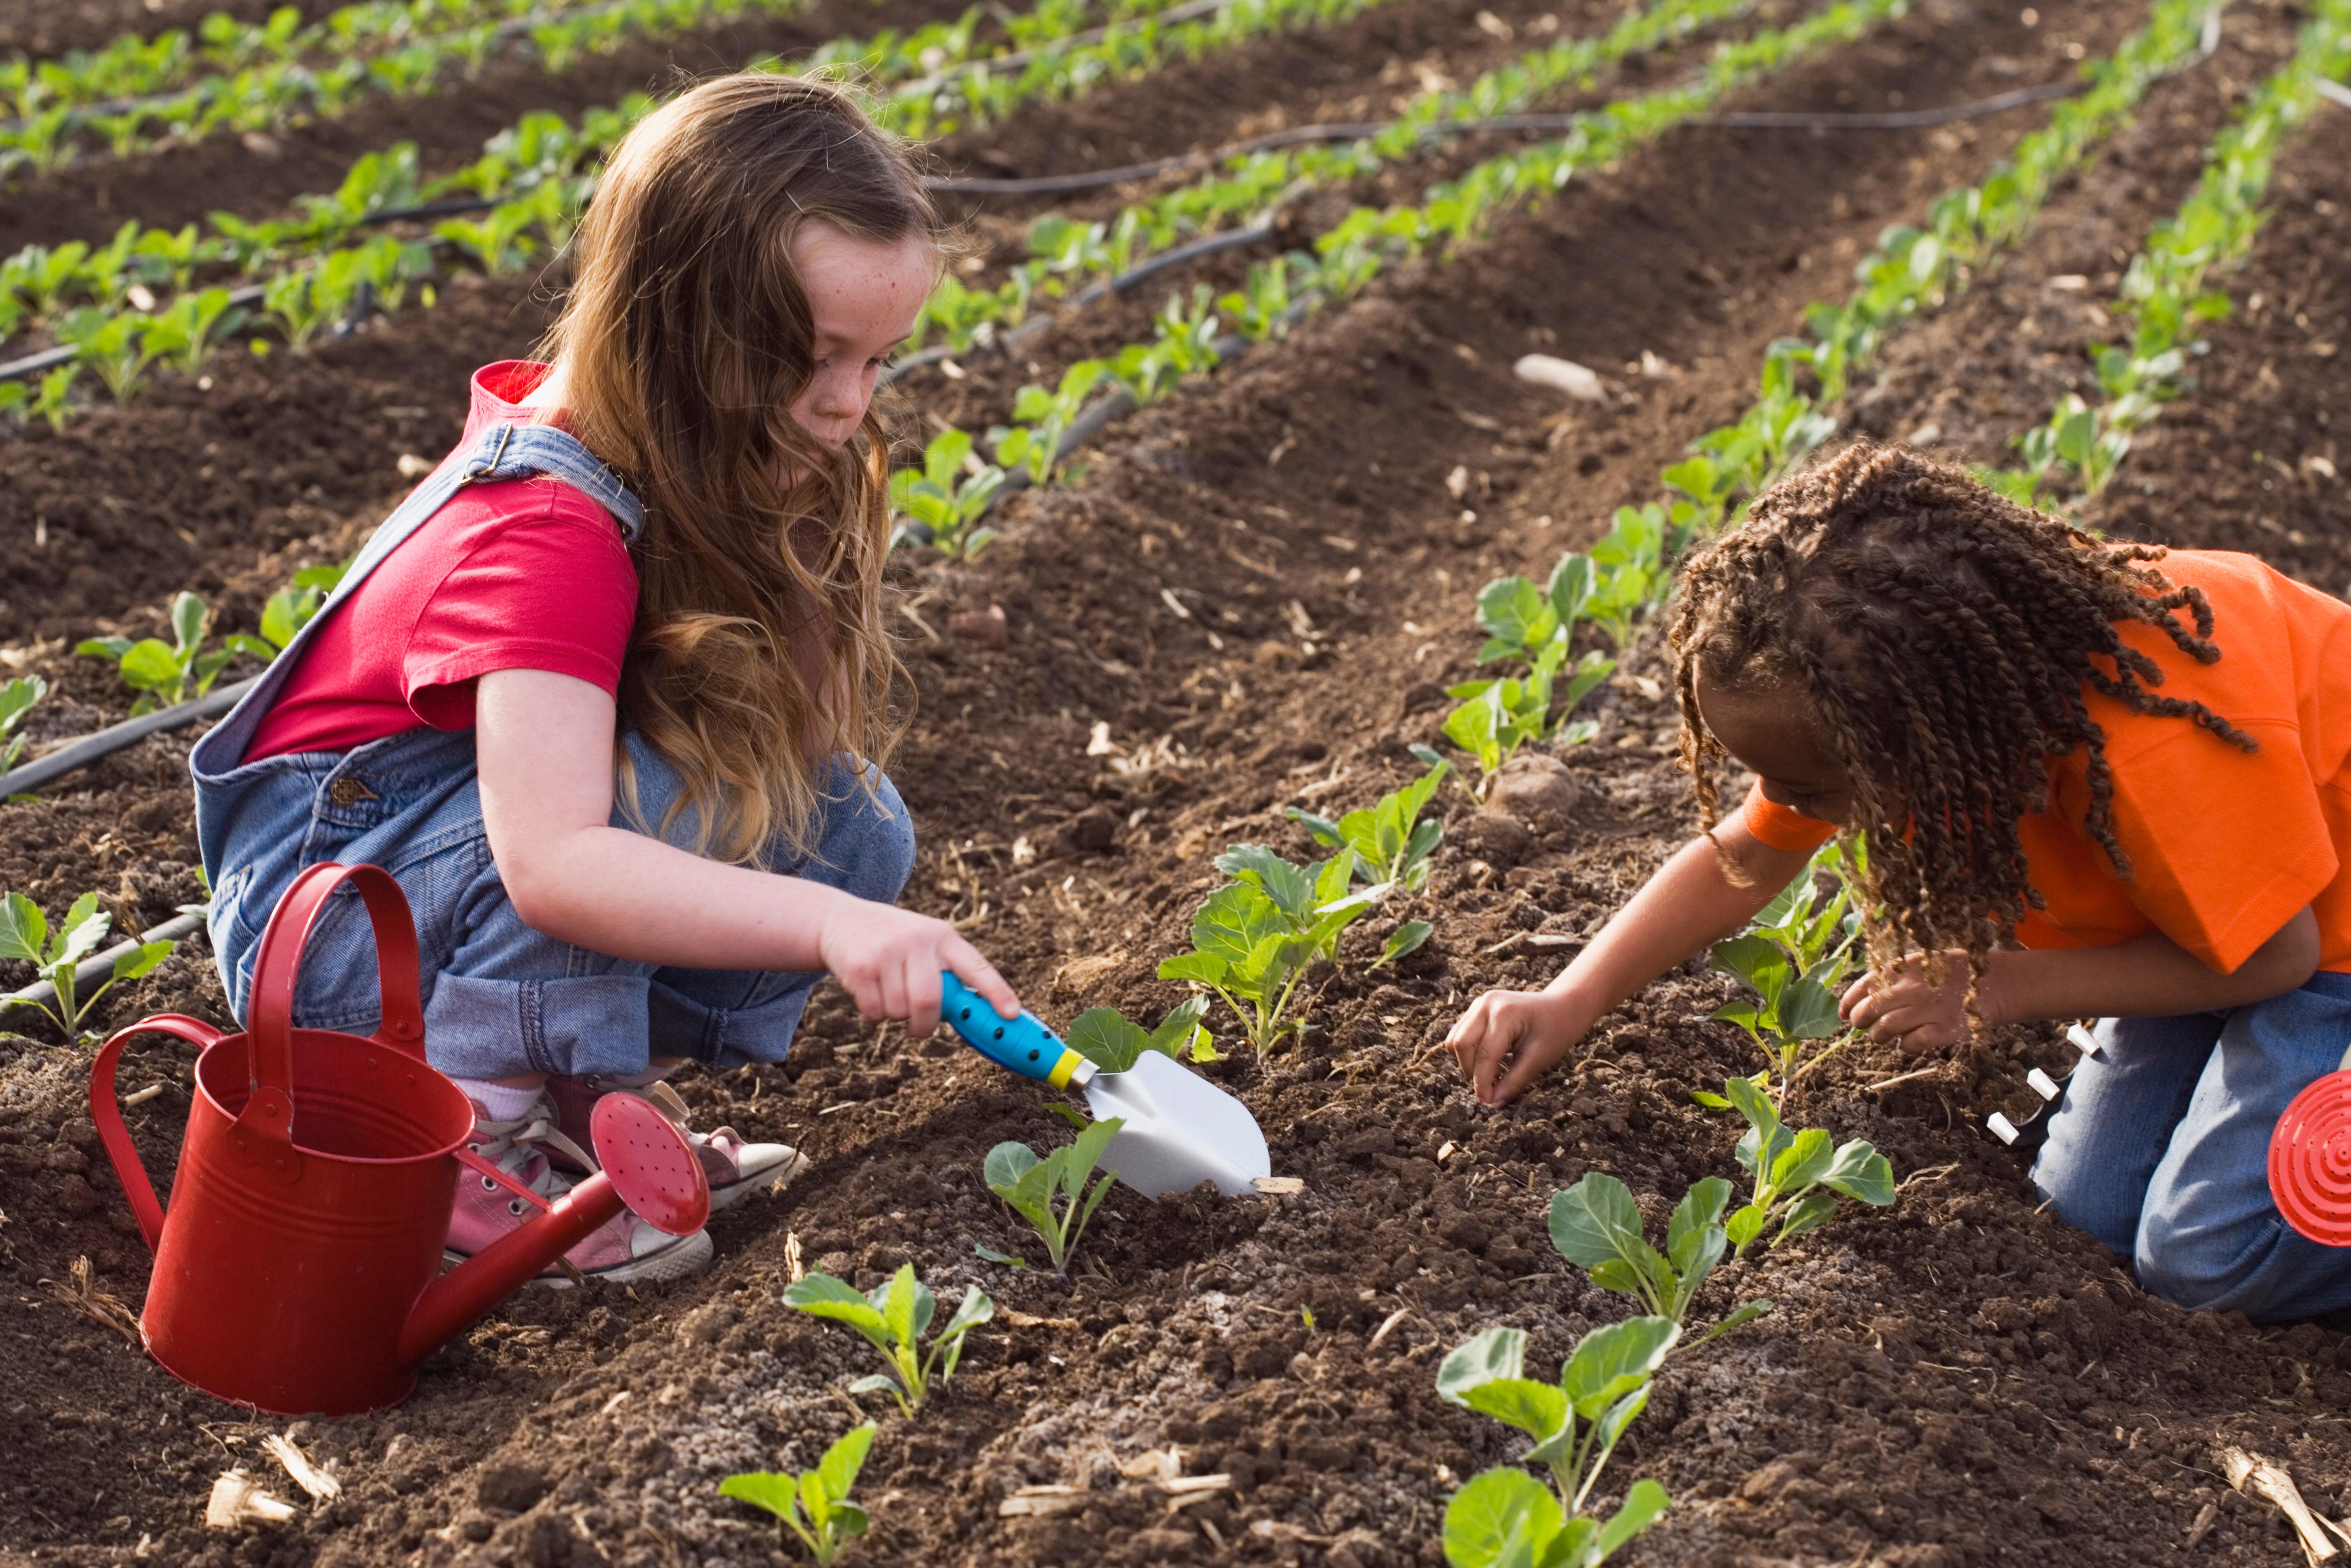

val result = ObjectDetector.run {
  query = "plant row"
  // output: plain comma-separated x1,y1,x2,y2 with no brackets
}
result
0,0,797,172
906,0,1757,355
1440,0,2231,787
0,0,1396,415
892,0,1914,557
1980,0,2350,507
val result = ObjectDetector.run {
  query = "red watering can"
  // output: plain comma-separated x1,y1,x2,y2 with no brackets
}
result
89,862,709,1416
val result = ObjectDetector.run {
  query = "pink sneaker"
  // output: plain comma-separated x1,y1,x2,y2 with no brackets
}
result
543,1074,809,1212
448,1095,713,1285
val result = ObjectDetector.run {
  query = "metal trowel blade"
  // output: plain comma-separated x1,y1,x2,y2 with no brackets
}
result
1082,1050,1270,1198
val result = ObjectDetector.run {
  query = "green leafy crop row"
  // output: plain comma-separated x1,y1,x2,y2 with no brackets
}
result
903,0,1756,356
0,0,796,173
1980,0,2350,508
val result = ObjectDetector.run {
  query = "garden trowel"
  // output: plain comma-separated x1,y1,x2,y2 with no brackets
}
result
938,971,1269,1197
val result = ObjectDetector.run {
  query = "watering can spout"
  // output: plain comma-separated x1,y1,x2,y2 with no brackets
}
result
398,1094,711,1369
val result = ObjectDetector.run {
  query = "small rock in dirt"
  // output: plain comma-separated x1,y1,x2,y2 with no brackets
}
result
1486,753,1581,826
1058,805,1119,855
1459,810,1532,867
58,1173,99,1217
477,1461,549,1514
241,132,282,160
1513,354,1607,402
947,604,1007,647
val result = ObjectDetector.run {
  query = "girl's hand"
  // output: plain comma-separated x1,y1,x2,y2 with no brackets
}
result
1839,951,1982,1054
816,898,1020,1039
1447,988,1587,1107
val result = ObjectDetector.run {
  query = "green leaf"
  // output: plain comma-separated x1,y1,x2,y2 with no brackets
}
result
1459,1377,1569,1443
1443,1468,1560,1568
1821,1140,1896,1206
112,939,174,980
1775,1191,1841,1243
973,1244,1026,1267
1547,1172,1644,1270
1777,977,1844,1041
1374,921,1433,968
169,591,207,654
1560,1316,1679,1418
1157,951,1226,985
1191,881,1286,966
1665,1177,1731,1261
829,1500,870,1540
983,1140,1041,1195
1689,1089,1733,1110
816,1424,877,1502
1594,1478,1671,1559
1066,1008,1150,1072
1437,1326,1525,1405
1724,1204,1766,1249
1216,845,1316,922
1144,995,1209,1058
783,1273,893,1351
718,1472,802,1523
57,896,112,969
0,893,45,963
1285,805,1346,848
1710,934,1791,1012
75,636,133,660
1065,1115,1123,1196
1770,1128,1834,1192
117,639,183,692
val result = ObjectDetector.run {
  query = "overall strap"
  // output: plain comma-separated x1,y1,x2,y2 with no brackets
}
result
191,422,644,774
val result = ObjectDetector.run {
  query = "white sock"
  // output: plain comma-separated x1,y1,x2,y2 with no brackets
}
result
455,1078,543,1123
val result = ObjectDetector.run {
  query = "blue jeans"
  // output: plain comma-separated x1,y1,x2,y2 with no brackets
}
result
199,723,915,1080
2032,973,2351,1322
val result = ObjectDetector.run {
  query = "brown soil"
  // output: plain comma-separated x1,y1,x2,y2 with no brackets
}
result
5,1,2350,1565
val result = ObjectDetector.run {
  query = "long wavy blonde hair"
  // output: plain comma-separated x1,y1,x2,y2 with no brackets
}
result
538,73,941,865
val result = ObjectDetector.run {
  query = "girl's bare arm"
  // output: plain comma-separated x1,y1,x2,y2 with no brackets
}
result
475,667,1018,1033
1449,815,1817,1105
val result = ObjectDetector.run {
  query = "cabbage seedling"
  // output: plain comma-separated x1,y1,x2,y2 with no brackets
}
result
1286,759,1450,891
888,428,1006,558
0,675,46,771
1437,1315,1676,1563
1546,1173,1767,1345
1067,995,1213,1070
720,1422,876,1565
0,891,176,1041
1702,838,1864,1105
77,591,238,714
1717,1074,1894,1255
783,1265,992,1418
985,1115,1123,1274
1157,845,1384,1054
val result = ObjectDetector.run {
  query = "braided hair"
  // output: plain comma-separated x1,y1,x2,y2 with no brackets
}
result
1668,440,2255,1014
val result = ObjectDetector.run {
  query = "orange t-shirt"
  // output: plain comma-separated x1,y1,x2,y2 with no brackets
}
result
1741,549,2351,976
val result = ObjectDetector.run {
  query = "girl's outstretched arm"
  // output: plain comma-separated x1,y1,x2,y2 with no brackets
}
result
476,667,1020,1035
1448,815,1815,1105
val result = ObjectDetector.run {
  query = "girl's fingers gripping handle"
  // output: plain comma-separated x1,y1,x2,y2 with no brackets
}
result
938,970,1087,1087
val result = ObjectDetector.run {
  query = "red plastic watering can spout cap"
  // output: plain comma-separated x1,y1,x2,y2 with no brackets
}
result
2270,1069,2351,1247
592,1094,710,1237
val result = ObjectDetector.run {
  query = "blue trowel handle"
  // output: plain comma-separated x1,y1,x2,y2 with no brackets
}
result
939,970,1092,1088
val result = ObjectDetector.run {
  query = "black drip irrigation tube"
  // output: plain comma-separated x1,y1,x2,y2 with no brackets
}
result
923,79,2094,196
0,676,253,798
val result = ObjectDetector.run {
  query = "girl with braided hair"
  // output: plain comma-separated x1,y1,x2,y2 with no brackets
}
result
1447,440,2351,1321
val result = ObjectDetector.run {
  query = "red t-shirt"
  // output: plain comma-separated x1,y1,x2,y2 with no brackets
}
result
245,362,638,761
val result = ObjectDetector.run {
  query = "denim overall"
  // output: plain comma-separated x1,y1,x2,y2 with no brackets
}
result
190,422,916,1081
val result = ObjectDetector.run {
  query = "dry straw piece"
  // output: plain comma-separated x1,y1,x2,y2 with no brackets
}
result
2218,1444,2351,1566
204,1471,296,1529
261,1435,341,1503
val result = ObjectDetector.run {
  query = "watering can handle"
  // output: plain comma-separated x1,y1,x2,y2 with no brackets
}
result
89,1014,225,1251
242,862,427,1163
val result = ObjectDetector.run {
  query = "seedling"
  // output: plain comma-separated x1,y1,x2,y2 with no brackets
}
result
1286,760,1451,891
990,361,1105,486
1066,994,1213,1070
1547,1173,1767,1344
1445,643,1612,778
1703,838,1864,1103
77,591,241,714
782,1264,992,1416
888,428,1006,557
984,1116,1123,1275
719,1423,877,1565
0,892,176,1041
0,675,46,771
1716,1074,1894,1255
1437,1316,1676,1564
1157,844,1384,1054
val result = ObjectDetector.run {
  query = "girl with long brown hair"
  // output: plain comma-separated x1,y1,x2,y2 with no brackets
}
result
189,73,1019,1283
1446,441,2351,1322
